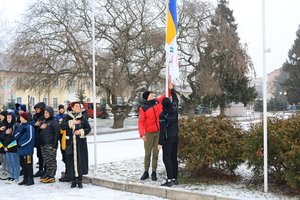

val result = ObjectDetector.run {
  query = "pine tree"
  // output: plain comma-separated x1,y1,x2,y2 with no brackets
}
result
281,25,300,104
204,0,256,115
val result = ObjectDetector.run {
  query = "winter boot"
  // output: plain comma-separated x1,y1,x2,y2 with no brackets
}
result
40,173,48,182
78,180,83,188
140,171,149,180
25,178,34,186
151,171,157,181
18,179,28,185
71,178,77,188
33,170,45,178
59,175,71,182
161,179,174,187
172,178,179,185
42,177,55,183
0,171,9,180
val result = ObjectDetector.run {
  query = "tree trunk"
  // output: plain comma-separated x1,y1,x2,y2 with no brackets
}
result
112,115,126,129
186,103,195,118
219,105,225,117
111,105,132,129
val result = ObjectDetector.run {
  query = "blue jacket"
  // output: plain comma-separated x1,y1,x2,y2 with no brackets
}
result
55,113,66,122
14,121,35,156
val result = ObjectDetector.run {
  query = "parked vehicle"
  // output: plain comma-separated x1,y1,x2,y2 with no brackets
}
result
67,101,109,119
194,105,212,115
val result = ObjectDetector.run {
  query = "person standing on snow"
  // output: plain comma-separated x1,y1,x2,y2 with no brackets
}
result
60,101,91,188
55,104,70,182
158,86,179,187
2,112,20,182
39,107,60,183
15,112,35,186
32,102,47,178
138,86,170,181
0,111,9,180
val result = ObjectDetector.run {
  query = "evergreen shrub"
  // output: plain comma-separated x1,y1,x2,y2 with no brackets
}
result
178,116,244,174
244,114,300,189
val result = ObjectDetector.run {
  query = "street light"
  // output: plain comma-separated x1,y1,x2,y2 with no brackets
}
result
279,91,287,114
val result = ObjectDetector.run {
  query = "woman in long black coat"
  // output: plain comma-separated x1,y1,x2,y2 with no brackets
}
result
60,102,91,188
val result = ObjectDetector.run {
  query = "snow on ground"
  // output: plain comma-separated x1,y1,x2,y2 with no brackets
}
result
91,131,296,200
1,179,165,200
1,113,299,200
1,131,165,200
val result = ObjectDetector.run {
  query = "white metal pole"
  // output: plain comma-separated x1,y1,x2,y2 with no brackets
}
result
262,0,268,193
165,0,169,97
92,0,97,173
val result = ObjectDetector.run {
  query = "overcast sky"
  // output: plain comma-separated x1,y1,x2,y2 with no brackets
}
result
1,0,300,78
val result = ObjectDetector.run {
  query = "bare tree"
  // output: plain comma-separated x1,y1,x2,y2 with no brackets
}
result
10,0,94,94
9,0,166,128
95,0,166,128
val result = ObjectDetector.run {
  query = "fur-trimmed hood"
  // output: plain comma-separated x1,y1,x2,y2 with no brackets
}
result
67,111,83,120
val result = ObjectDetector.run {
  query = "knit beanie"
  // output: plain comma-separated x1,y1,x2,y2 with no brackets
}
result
20,112,29,121
19,104,27,112
142,91,151,100
162,97,172,110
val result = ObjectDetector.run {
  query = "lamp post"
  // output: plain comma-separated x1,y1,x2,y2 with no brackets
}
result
279,91,287,115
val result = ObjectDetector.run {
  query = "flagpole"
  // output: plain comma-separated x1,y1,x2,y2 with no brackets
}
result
165,0,169,97
92,0,98,173
262,0,268,193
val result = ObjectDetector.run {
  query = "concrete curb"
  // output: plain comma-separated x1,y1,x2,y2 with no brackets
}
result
83,176,239,200
97,128,138,135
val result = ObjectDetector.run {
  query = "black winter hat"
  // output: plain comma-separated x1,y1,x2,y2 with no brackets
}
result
162,97,172,109
45,106,54,117
58,104,64,110
0,110,8,118
19,104,27,112
142,91,151,100
34,102,46,110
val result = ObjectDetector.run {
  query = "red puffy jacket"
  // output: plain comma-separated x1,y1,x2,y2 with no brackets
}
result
138,94,165,137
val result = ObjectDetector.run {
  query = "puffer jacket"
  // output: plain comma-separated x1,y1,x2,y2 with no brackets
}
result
40,107,60,148
138,94,165,137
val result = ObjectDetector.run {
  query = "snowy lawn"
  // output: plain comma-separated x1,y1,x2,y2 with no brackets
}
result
86,126,299,200
1,114,299,200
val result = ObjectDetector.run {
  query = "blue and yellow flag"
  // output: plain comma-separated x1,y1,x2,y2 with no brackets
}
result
7,140,17,149
166,0,179,83
166,0,178,45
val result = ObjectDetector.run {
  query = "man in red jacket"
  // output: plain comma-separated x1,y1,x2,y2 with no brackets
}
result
138,90,165,181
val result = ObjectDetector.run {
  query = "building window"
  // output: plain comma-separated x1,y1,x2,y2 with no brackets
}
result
43,97,47,105
31,97,35,107
16,97,22,104
53,98,58,109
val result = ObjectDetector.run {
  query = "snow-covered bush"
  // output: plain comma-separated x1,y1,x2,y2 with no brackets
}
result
178,116,244,174
244,114,300,189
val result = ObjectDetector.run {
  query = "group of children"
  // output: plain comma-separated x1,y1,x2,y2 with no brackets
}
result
0,102,78,186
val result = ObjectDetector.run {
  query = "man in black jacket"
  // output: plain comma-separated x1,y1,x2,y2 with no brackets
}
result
32,102,46,178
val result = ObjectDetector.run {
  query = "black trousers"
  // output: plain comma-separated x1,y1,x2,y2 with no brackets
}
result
162,136,178,180
20,155,33,180
36,145,45,171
